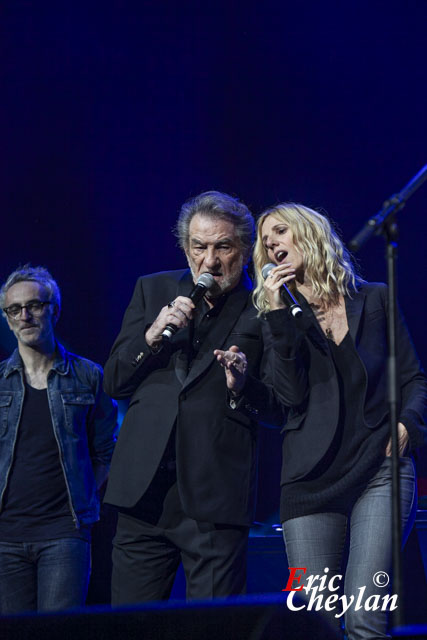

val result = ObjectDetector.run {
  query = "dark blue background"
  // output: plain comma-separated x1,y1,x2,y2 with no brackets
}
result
1,1,426,519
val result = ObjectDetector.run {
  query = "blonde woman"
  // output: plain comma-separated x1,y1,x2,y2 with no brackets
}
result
253,203,426,639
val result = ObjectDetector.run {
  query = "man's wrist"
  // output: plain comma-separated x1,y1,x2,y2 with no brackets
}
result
149,341,163,354
228,387,243,409
145,324,162,351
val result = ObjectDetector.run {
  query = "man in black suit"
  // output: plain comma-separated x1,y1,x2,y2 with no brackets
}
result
103,191,284,604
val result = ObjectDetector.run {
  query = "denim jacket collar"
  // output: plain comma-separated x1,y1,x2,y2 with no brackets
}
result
3,342,70,378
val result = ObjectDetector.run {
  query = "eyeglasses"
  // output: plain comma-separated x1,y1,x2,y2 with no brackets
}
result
2,300,54,320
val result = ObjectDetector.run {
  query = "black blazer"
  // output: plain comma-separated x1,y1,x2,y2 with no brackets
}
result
103,269,285,526
264,282,427,484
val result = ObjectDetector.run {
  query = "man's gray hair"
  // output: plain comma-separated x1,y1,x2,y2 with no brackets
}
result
0,265,61,315
174,190,255,256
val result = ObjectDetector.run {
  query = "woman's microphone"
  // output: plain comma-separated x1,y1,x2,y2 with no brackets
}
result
262,263,303,318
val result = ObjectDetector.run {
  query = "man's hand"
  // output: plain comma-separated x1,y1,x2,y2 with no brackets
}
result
385,422,409,457
145,296,195,348
213,345,248,395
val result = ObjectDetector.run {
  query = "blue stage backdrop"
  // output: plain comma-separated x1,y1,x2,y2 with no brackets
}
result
1,0,426,520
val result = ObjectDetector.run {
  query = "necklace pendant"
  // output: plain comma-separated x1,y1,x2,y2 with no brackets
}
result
325,327,334,341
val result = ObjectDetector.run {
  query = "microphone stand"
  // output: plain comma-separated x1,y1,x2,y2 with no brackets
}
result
348,164,427,631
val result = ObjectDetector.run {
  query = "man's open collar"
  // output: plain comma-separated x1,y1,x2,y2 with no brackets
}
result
3,342,70,378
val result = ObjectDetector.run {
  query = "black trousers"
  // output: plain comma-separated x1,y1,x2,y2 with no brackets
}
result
111,470,248,605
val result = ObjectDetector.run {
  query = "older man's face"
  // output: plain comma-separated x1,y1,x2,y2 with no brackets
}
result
185,214,246,297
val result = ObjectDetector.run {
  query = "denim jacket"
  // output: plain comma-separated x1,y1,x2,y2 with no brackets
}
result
0,343,118,527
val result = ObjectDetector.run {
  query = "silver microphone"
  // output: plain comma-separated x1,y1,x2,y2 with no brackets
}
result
262,263,303,318
162,273,216,340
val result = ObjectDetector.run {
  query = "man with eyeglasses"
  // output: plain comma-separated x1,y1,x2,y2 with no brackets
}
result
0,265,118,614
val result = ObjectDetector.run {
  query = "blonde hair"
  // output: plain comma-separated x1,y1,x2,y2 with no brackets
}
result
253,203,362,313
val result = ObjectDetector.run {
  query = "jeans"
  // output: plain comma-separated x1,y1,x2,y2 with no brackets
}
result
282,457,416,640
0,537,91,614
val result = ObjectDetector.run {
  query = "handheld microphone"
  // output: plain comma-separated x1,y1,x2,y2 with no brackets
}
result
162,272,216,340
262,263,303,318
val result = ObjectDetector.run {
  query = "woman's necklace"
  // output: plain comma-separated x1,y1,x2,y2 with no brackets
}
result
308,298,348,344
325,327,334,341
296,283,349,344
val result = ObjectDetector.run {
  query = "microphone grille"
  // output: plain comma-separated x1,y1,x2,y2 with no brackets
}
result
197,272,216,289
261,263,275,280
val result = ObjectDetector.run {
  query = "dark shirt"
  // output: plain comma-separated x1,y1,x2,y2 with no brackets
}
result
188,294,227,370
281,332,390,522
0,383,89,541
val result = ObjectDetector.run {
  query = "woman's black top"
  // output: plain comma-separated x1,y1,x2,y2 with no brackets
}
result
281,331,390,522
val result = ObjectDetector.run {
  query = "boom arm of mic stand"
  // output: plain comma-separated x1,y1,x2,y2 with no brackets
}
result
348,197,404,253
348,163,427,253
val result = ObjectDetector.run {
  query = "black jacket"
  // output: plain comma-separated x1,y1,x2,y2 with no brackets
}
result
103,269,285,526
264,282,427,485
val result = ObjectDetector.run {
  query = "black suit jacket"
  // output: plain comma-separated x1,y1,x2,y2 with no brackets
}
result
264,282,427,484
103,269,284,526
